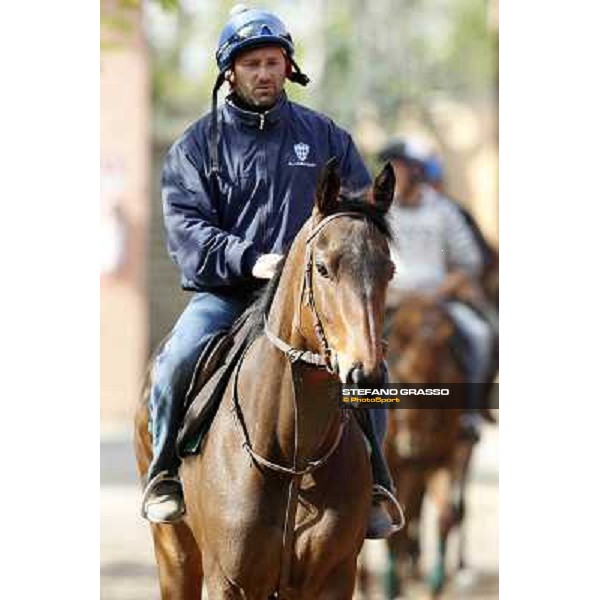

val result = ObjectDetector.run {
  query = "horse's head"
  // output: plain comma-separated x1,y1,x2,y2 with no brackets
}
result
386,295,458,384
296,158,396,385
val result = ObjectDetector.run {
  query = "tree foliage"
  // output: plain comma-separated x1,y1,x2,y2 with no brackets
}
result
143,0,497,141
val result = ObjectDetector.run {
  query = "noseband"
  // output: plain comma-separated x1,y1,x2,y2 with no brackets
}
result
264,211,369,373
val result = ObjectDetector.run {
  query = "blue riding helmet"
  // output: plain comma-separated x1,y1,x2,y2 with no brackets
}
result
209,6,309,177
424,155,444,184
216,8,295,73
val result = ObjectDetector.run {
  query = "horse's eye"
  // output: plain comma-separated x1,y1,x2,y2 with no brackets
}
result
315,261,330,279
386,261,396,281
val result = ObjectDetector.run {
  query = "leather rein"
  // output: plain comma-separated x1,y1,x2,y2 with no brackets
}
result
231,211,367,477
229,211,373,599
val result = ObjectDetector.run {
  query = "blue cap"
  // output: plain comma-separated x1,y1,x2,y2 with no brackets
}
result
216,8,295,73
424,155,444,184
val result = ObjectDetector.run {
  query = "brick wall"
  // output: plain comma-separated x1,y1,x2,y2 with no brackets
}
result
100,2,149,428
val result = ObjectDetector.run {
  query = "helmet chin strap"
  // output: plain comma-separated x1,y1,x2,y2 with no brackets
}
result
288,56,310,86
210,71,226,179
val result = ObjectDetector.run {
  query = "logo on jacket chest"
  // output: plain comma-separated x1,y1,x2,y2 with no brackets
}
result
288,142,316,167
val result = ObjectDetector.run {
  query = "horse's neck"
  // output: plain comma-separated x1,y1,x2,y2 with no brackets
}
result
267,233,307,351
251,232,342,466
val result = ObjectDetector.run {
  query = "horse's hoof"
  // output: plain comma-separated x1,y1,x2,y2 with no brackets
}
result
454,568,478,588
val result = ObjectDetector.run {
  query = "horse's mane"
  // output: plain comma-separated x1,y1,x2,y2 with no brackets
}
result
241,249,291,344
240,194,391,345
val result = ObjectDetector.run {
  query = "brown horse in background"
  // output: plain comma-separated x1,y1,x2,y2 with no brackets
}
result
381,294,469,598
135,160,398,599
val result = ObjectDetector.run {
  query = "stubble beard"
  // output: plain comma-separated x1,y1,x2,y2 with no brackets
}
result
236,78,284,110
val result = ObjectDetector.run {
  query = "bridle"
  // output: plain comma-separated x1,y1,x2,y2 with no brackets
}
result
232,211,371,474
232,211,371,476
230,211,400,597
264,211,370,374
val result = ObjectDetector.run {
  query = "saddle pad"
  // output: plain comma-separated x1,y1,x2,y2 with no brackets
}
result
177,311,254,457
183,329,232,411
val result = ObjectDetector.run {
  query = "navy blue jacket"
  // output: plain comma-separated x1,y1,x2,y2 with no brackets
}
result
161,93,371,291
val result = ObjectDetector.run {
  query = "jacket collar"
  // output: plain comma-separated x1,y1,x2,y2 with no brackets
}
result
223,92,288,130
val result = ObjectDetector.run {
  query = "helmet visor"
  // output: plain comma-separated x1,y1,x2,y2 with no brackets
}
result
217,20,293,69
236,19,290,43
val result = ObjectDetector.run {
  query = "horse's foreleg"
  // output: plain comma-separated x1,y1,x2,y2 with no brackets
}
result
383,464,427,598
151,522,204,599
384,536,404,599
452,439,475,573
354,549,371,600
134,383,203,599
313,559,359,600
427,469,454,597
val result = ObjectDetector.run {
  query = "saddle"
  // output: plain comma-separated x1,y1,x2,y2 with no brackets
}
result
177,310,255,457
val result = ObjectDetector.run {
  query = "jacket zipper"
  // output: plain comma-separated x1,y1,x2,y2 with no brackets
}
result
224,99,269,243
259,110,267,245
260,139,269,249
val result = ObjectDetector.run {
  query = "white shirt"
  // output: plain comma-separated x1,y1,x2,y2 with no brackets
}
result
387,185,483,292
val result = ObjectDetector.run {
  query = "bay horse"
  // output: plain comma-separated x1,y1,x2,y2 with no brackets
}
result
135,159,398,599
381,294,467,598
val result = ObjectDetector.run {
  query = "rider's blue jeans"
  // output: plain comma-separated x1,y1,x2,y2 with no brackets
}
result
147,291,389,482
147,291,248,481
446,300,495,414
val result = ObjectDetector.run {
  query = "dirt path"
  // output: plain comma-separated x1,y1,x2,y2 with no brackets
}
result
100,425,498,599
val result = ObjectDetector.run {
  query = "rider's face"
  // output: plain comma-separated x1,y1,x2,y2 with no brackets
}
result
391,160,411,200
391,159,422,206
230,46,287,109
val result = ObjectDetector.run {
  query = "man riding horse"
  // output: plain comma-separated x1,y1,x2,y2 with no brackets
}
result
424,153,499,307
141,5,396,539
380,139,497,440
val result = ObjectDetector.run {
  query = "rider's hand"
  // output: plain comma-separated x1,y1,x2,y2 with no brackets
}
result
251,253,284,279
435,271,470,301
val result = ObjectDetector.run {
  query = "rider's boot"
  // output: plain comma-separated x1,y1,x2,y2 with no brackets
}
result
139,291,249,523
460,380,484,443
141,396,187,523
459,409,482,443
358,410,403,539
141,470,186,523
141,353,189,523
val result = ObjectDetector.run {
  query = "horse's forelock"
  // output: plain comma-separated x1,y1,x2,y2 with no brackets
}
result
334,194,392,239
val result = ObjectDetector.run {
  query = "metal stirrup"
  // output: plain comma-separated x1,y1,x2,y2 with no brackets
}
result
372,483,405,532
140,471,184,519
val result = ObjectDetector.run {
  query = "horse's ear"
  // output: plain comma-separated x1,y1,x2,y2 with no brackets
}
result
372,162,395,213
315,156,341,216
